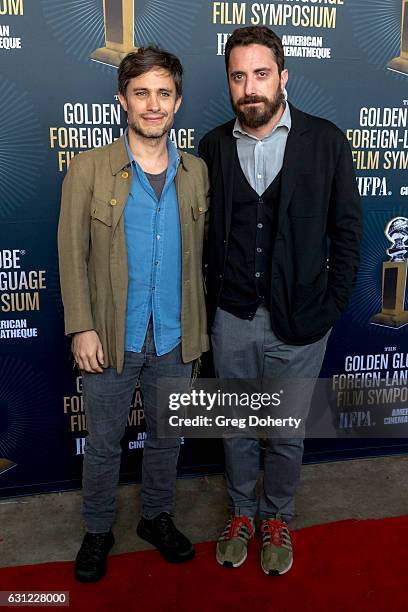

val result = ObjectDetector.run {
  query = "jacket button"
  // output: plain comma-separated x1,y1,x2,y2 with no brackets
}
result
219,274,223,279
110,198,117,206
198,206,204,212
121,171,129,179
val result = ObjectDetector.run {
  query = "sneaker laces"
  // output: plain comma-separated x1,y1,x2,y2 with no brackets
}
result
261,519,290,548
222,516,254,541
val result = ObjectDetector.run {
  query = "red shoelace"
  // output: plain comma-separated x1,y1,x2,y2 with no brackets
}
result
260,519,289,547
225,516,254,540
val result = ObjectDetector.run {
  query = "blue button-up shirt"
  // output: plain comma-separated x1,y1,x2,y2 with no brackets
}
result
124,131,182,355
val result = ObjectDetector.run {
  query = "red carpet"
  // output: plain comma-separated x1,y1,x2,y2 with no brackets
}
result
1,517,407,612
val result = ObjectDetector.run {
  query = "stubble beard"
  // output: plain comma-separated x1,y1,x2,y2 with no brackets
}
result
128,114,174,141
232,87,286,129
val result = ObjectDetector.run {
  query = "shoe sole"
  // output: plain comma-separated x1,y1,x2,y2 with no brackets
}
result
261,555,293,576
75,567,108,583
216,549,248,568
137,525,195,564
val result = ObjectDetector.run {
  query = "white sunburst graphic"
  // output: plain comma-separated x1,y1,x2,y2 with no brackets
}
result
0,357,57,465
134,0,201,53
0,78,45,219
350,0,402,71
287,75,337,124
41,0,202,68
41,0,104,62
199,90,234,141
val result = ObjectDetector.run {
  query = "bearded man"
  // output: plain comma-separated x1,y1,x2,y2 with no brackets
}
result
198,26,362,575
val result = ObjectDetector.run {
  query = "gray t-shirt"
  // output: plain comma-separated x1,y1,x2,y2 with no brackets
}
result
145,168,167,201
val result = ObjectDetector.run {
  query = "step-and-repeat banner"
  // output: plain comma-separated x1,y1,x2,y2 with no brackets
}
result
1,0,408,496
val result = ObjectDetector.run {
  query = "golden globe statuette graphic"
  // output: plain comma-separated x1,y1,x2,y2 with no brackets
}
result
387,0,408,75
91,0,136,68
0,458,17,475
371,217,408,328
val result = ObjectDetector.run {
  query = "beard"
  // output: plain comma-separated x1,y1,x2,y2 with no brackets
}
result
128,113,174,140
232,87,285,129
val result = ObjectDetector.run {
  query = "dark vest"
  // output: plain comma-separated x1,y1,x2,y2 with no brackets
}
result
220,160,281,320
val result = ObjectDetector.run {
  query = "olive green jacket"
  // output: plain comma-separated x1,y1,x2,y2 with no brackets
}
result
58,136,209,373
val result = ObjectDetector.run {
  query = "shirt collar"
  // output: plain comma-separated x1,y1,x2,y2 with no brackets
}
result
124,127,180,170
233,102,291,141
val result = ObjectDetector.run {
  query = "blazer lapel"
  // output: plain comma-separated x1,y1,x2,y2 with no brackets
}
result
220,129,236,238
279,105,310,226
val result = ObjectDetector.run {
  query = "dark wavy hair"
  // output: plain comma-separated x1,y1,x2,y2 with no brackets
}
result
118,46,183,98
225,26,285,75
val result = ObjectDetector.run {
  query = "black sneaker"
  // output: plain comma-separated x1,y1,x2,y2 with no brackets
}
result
136,512,195,563
74,530,115,582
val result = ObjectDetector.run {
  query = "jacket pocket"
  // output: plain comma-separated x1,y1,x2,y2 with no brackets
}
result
91,197,113,226
191,199,209,221
293,270,328,316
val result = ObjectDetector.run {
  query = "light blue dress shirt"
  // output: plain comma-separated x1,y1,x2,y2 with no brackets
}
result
233,103,292,195
124,131,182,355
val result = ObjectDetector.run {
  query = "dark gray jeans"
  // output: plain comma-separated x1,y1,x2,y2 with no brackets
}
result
81,323,192,533
211,305,330,523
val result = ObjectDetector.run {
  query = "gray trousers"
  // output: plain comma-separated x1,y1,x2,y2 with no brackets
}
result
81,323,192,533
211,305,330,522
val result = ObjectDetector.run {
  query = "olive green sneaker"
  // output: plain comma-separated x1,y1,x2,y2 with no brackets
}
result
260,516,293,575
216,515,255,568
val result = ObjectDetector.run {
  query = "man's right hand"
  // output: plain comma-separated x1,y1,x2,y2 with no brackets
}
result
72,330,104,373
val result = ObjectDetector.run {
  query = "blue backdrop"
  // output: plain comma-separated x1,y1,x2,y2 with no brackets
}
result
1,0,408,496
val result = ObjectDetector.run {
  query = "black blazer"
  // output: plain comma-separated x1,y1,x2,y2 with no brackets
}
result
198,104,363,345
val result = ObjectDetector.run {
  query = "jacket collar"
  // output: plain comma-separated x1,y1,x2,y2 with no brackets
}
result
287,102,310,136
109,135,130,175
109,134,190,176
